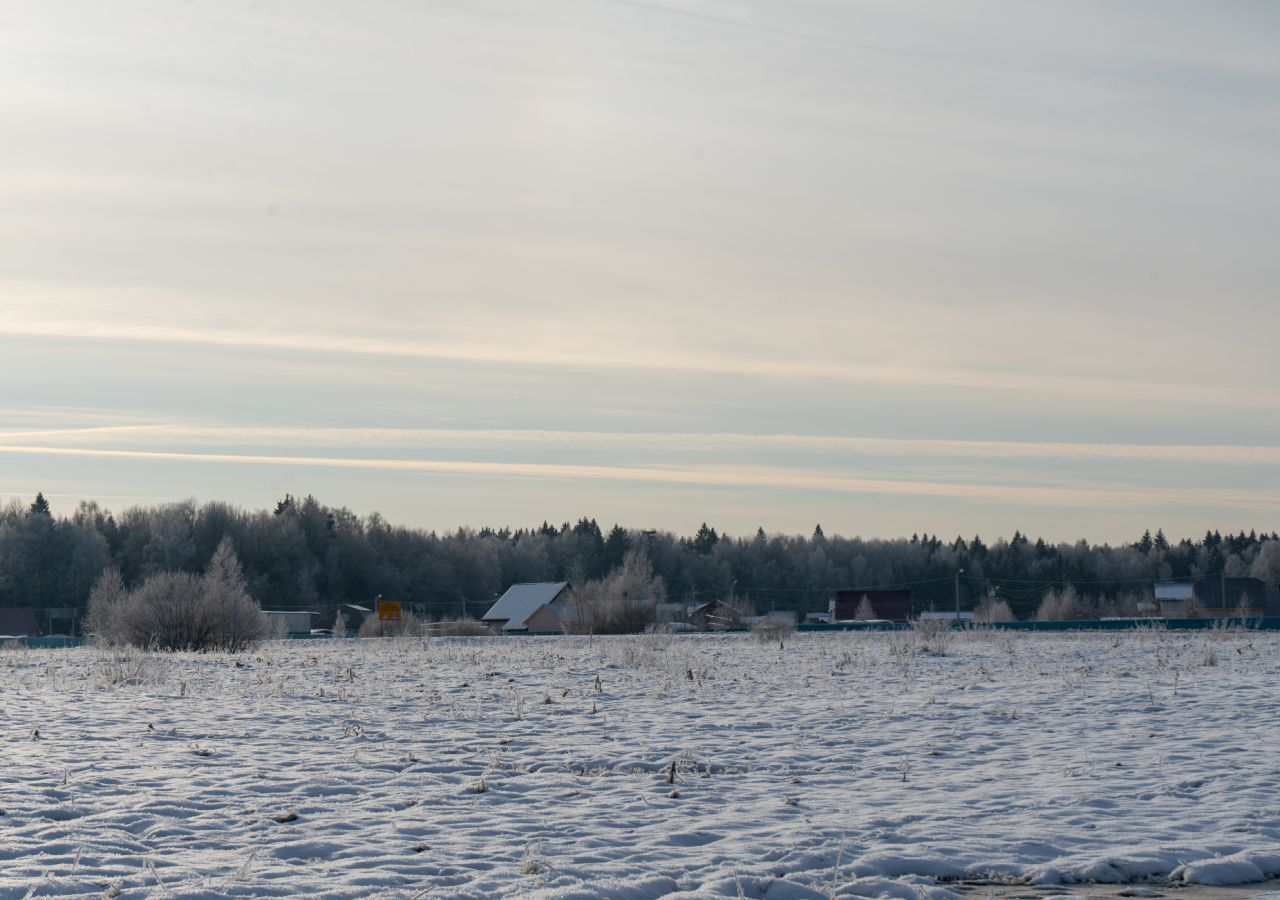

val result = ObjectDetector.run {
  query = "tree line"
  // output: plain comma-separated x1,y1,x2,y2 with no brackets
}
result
1,492,1278,621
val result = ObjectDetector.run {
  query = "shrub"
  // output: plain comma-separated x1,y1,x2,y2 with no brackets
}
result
569,594,659,634
83,566,130,646
567,548,664,634
973,593,1016,624
1036,586,1087,621
85,538,267,652
750,617,796,643
358,612,426,637
912,617,953,655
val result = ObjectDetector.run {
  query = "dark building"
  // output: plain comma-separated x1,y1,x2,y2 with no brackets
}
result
830,589,913,622
1193,577,1277,616
314,604,372,632
687,599,747,629
0,607,43,637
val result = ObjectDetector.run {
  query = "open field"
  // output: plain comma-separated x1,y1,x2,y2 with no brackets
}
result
2,628,1280,898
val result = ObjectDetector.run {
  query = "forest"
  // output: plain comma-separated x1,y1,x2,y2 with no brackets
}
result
2,492,1278,622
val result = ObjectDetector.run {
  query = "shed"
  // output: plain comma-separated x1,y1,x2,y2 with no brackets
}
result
1154,582,1193,617
0,607,42,638
830,589,913,622
482,582,573,631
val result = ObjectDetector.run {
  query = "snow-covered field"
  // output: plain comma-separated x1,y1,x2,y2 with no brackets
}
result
3,627,1280,899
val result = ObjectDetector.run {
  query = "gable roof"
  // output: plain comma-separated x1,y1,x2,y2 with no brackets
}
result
1155,582,1193,600
483,582,570,630
0,607,42,637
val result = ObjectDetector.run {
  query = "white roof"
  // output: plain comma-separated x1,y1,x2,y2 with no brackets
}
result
1155,582,1193,600
482,582,570,630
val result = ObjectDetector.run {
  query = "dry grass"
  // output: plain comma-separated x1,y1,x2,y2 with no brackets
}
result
430,617,493,637
359,613,427,638
750,617,797,643
911,618,953,655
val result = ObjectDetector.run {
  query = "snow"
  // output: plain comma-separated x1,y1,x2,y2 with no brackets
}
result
2,627,1280,897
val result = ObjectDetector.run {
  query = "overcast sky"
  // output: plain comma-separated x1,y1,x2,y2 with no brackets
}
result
1,0,1277,542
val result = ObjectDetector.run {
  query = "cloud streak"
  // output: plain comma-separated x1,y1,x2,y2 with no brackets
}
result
1,314,1273,410
1,443,1275,511
3,424,1279,465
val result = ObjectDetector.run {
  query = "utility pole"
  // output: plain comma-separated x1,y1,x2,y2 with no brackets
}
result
955,568,964,620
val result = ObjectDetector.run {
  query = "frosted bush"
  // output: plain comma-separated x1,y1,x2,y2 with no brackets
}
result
750,617,796,643
85,538,266,652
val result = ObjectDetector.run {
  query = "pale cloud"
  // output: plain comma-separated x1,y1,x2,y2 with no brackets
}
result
1,309,1274,411
3,424,1280,466
2,443,1276,511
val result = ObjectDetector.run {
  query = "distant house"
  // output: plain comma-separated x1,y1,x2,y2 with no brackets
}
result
263,610,317,636
0,607,42,638
1154,582,1193,617
314,604,372,632
687,599,746,629
1192,577,1272,617
482,582,573,632
830,589,913,622
804,612,830,624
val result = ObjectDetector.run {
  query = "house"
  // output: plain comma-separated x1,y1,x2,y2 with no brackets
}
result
263,610,317,636
1192,577,1271,617
482,582,573,632
686,599,746,629
804,612,830,624
0,607,42,638
314,604,372,632
1154,582,1193,617
830,589,913,622
523,601,585,634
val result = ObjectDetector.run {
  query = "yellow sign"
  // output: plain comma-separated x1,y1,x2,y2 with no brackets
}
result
377,601,402,621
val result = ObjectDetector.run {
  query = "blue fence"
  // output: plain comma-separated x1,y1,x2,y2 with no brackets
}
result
8,617,1279,648
798,616,1280,632
7,635,87,648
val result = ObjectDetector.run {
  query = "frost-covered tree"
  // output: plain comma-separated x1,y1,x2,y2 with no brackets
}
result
854,596,876,620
